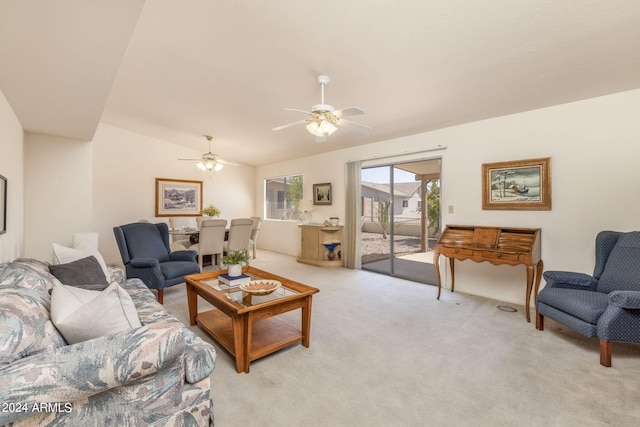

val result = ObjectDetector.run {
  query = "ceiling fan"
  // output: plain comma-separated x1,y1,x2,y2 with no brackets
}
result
178,135,238,172
272,75,372,143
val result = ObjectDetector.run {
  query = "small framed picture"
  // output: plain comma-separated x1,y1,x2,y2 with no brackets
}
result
313,183,332,205
155,178,203,217
482,157,551,210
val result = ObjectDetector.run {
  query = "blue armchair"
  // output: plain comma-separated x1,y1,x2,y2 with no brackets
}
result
113,222,200,304
536,230,640,366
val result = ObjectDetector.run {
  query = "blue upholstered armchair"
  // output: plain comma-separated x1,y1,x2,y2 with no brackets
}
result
113,222,200,304
536,230,640,367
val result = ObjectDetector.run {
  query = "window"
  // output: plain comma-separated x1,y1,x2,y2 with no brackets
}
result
265,174,303,220
402,200,408,208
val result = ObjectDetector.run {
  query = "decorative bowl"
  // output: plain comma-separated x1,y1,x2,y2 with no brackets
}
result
239,280,282,295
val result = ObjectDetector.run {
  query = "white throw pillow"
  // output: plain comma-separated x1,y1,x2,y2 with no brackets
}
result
52,241,111,282
50,279,141,344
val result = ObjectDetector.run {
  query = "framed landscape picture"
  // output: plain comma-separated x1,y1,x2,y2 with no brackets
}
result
155,178,203,217
482,157,551,210
313,183,332,205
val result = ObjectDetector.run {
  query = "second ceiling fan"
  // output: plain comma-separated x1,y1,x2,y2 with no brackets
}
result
272,75,372,143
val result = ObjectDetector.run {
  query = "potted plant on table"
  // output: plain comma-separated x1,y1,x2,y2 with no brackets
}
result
222,249,248,277
201,204,221,217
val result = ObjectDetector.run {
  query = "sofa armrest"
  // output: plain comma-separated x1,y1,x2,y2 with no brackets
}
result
182,327,217,383
169,250,197,262
0,322,184,425
609,290,640,309
129,257,160,269
542,271,599,291
107,264,126,284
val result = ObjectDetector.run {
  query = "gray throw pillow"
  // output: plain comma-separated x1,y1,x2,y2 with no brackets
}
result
48,256,109,290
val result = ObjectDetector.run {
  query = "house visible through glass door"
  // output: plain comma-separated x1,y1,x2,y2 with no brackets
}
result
360,159,441,285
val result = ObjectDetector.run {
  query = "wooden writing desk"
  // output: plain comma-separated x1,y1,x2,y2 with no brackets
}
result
434,225,543,322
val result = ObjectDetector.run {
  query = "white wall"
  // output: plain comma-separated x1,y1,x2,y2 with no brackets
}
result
22,123,255,264
92,124,255,264
24,133,93,262
257,89,640,307
0,89,24,262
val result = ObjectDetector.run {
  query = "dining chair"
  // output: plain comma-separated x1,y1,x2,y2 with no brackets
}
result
248,216,263,259
223,218,253,255
168,217,197,251
189,219,227,270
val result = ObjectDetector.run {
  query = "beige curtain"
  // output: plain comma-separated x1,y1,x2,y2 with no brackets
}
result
344,161,361,269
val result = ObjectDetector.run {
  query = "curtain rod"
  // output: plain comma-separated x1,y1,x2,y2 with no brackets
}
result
348,145,447,163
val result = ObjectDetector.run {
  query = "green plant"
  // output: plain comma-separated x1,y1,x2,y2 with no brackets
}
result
378,200,391,239
222,250,248,265
201,204,221,217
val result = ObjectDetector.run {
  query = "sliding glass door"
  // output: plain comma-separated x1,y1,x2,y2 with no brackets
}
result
360,159,441,284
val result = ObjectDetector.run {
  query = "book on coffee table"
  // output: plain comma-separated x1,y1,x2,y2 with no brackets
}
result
218,273,251,287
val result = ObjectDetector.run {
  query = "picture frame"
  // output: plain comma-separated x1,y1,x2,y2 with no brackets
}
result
0,174,6,235
155,178,203,217
313,182,332,205
482,157,551,210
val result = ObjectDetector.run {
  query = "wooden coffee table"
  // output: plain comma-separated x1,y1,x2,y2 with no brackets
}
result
184,267,319,373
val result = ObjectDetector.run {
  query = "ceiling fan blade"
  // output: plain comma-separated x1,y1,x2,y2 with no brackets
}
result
178,158,202,161
284,108,312,115
337,118,373,134
217,158,239,166
272,120,308,131
333,107,365,118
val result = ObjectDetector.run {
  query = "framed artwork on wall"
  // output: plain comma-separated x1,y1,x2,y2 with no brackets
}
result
0,174,6,235
313,183,332,205
482,157,551,210
155,178,203,217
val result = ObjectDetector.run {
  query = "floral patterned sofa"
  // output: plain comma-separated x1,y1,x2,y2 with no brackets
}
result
0,258,216,426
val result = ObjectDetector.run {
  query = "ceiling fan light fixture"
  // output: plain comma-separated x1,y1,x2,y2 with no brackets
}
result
306,119,337,137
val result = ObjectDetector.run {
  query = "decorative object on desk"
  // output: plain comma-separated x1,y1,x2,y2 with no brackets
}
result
240,280,281,295
201,204,221,217
155,178,203,217
313,182,332,205
1,174,7,235
298,200,313,225
218,273,251,287
482,157,551,210
323,242,341,260
222,249,248,277
329,216,339,227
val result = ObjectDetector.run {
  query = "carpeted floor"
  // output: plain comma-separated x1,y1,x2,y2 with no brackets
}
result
162,250,640,427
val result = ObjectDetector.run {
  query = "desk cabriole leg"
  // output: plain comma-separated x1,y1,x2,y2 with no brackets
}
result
434,253,442,299
449,258,456,293
525,265,534,322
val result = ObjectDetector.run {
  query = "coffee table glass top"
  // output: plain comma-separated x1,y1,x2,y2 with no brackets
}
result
200,277,299,308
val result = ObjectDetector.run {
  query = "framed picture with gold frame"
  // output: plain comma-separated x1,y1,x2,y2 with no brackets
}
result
482,157,551,210
313,183,332,205
155,178,203,217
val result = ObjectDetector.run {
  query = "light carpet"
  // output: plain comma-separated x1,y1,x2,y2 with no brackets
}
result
162,250,640,427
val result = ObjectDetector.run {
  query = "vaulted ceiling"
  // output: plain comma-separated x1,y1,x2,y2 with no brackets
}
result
2,1,640,166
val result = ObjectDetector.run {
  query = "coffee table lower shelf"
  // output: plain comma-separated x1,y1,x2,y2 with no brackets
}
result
197,309,303,371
